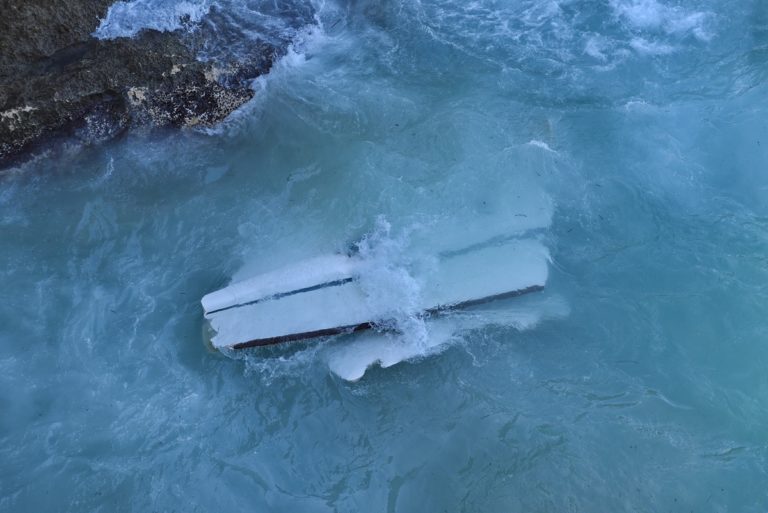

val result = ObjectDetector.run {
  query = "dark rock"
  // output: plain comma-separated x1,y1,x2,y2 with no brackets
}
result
0,0,114,68
0,0,278,169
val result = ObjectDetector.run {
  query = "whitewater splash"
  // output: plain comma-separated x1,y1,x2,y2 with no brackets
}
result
94,0,212,39
94,0,320,42
324,216,559,381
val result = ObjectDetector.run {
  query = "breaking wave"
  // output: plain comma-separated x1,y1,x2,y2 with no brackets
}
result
94,0,212,39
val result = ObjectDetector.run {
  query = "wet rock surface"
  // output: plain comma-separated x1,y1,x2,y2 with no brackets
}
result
0,0,279,169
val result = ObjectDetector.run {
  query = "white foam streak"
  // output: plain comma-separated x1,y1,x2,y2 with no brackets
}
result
527,140,558,153
630,38,676,56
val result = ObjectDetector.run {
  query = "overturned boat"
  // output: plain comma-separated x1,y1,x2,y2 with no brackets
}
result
202,236,549,351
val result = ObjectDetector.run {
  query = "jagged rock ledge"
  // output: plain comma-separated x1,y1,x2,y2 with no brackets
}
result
0,0,278,169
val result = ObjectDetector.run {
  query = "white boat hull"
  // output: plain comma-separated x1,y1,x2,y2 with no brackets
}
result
202,239,549,350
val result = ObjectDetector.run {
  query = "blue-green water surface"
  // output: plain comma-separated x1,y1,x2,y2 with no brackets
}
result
1,0,768,510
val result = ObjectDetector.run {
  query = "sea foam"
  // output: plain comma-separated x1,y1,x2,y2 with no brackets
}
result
94,0,211,39
610,0,713,40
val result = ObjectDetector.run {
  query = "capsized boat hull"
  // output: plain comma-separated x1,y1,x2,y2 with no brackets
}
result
202,239,549,350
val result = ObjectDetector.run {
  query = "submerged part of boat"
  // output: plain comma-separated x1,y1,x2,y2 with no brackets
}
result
202,237,550,350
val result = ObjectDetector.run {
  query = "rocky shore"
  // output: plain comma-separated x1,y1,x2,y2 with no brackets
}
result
0,0,279,169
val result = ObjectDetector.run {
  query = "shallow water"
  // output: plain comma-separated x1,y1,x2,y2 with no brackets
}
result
2,0,768,510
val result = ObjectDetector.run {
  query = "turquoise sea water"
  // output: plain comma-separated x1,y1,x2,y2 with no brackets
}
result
2,0,768,510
